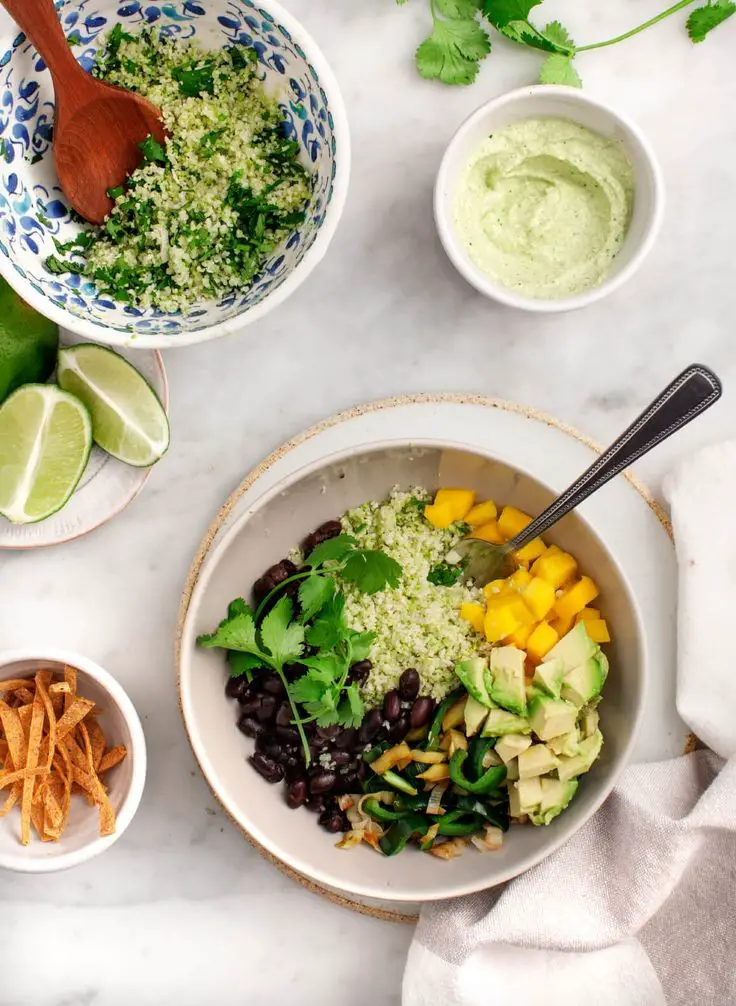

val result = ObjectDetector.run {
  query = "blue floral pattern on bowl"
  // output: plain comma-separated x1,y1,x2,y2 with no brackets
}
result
0,0,345,343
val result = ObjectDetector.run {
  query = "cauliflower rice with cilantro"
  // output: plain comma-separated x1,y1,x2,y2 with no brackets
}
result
340,489,487,705
48,26,310,311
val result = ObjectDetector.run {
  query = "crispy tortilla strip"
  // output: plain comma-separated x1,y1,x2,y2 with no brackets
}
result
14,688,35,705
86,718,106,771
0,765,48,789
98,746,127,774
49,682,71,695
0,707,27,773
66,735,116,838
0,739,10,766
35,673,57,772
63,665,77,712
0,783,20,817
55,698,94,741
0,679,36,694
17,704,33,737
20,693,45,845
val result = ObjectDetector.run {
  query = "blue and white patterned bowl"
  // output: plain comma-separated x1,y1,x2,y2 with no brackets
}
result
0,0,350,347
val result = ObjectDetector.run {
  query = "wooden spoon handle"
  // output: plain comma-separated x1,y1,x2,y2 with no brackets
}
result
1,0,84,79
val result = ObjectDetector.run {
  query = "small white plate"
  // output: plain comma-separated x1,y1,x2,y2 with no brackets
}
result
0,329,168,550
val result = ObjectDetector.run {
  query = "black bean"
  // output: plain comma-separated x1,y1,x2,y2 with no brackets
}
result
255,695,277,723
249,752,284,784
262,674,285,697
335,727,358,750
398,668,420,702
276,725,300,745
410,696,435,729
240,678,263,702
239,697,264,717
303,520,343,556
237,714,264,738
309,771,337,795
253,559,298,604
348,660,372,685
306,796,327,814
358,708,383,745
315,724,340,743
357,760,368,783
383,689,401,723
225,676,249,701
255,733,282,760
286,779,308,809
342,772,359,791
387,715,410,744
332,750,351,768
319,812,345,834
275,702,292,729
283,758,304,783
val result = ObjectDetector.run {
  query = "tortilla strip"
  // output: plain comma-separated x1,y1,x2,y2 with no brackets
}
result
0,739,10,765
98,746,128,774
49,682,71,695
20,693,45,845
34,674,57,772
0,679,36,694
14,688,35,705
0,783,20,817
0,765,48,789
63,665,77,713
86,718,106,771
0,707,27,773
55,698,94,741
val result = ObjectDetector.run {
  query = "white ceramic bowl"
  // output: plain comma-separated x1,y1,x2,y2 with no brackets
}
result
435,85,664,313
180,441,647,901
0,0,350,348
0,650,146,873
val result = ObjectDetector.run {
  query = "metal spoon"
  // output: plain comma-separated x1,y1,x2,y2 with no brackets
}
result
1,0,166,224
455,364,722,587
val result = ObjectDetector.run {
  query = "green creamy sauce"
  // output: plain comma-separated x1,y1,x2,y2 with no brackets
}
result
454,118,635,300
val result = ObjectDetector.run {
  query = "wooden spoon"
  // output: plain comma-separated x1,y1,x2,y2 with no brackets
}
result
2,0,165,223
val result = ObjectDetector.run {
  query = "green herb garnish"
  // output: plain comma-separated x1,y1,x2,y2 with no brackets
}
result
139,134,167,165
427,561,464,586
172,60,216,96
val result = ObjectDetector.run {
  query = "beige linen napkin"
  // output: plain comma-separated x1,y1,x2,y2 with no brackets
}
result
403,443,736,1006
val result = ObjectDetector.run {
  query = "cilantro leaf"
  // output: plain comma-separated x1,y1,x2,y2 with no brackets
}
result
259,596,304,665
290,672,332,704
139,134,167,165
305,534,357,568
227,651,263,679
298,574,335,624
543,20,575,49
416,10,491,85
197,605,260,654
686,0,736,41
347,630,376,663
172,60,216,96
539,52,582,86
341,550,402,595
482,0,543,29
338,684,365,729
436,0,482,16
427,561,464,586
498,20,561,52
305,592,348,650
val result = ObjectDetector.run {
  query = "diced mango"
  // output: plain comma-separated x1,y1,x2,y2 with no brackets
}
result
585,618,611,644
531,550,578,590
472,521,504,545
423,502,455,529
520,577,556,621
465,500,497,527
498,506,532,541
506,569,533,592
549,613,575,637
554,576,600,621
514,537,547,565
526,621,559,663
484,594,534,642
483,579,510,600
575,607,601,623
434,488,476,521
505,623,533,648
544,545,562,556
460,602,485,634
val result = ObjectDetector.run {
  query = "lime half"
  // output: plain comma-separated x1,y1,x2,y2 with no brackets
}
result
0,385,92,524
57,344,169,468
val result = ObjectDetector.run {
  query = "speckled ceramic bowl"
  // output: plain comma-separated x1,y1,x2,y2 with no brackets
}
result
0,0,350,347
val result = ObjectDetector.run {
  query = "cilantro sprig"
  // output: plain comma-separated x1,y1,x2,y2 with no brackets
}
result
197,535,401,765
400,0,735,87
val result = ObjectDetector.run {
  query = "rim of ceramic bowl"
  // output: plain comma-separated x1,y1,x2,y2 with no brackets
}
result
180,436,648,901
0,649,147,873
434,84,665,314
0,0,352,349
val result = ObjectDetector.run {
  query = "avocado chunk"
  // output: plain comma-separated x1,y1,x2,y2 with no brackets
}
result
508,781,523,817
455,657,493,707
488,645,526,715
557,729,603,782
494,733,532,764
547,726,581,757
506,757,519,781
464,694,489,736
515,777,543,814
518,744,559,779
546,622,597,670
532,657,565,698
529,777,579,826
481,707,531,737
579,707,600,739
528,695,578,742
561,652,609,707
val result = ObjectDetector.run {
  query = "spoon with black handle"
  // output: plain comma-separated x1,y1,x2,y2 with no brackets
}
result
456,364,722,587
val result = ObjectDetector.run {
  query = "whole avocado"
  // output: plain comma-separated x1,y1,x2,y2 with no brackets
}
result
0,277,59,403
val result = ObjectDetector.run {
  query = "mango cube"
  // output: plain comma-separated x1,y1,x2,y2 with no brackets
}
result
498,506,532,541
514,537,547,565
465,500,497,527
472,521,504,545
434,488,476,521
423,502,455,529
575,607,601,623
460,602,485,634
484,595,534,643
585,618,611,644
554,576,600,621
520,577,556,620
505,623,533,648
549,613,574,637
484,578,510,600
531,550,578,590
507,569,533,592
526,621,559,663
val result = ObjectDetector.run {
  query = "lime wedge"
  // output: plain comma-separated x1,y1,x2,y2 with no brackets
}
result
0,385,92,524
57,344,169,468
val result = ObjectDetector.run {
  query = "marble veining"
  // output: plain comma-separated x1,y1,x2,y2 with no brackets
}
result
1,0,735,1003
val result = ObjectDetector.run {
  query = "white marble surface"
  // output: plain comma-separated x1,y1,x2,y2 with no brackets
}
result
1,1,734,1003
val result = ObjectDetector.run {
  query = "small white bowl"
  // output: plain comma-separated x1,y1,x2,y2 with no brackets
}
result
435,85,664,312
0,650,146,873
